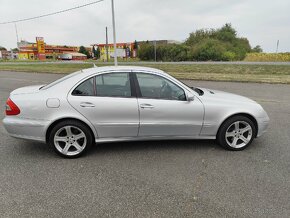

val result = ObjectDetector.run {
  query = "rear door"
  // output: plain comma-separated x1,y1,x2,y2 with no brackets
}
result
133,71,204,137
68,71,139,139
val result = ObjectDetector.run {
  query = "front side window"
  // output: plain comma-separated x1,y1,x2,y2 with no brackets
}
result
136,73,186,101
72,78,94,96
95,73,131,97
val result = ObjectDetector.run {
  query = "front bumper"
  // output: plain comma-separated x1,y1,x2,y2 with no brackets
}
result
256,116,270,138
3,116,49,142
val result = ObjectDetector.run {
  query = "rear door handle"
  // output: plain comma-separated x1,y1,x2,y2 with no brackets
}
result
80,102,95,108
140,104,154,109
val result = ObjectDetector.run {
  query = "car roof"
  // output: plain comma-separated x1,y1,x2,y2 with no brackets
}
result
81,66,166,76
42,66,169,91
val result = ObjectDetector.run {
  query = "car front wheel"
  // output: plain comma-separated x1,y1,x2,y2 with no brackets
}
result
49,120,93,158
217,116,257,151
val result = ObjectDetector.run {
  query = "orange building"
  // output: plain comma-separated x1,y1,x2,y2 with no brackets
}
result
18,38,91,60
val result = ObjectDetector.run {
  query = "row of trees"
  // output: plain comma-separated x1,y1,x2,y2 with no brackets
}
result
138,24,263,61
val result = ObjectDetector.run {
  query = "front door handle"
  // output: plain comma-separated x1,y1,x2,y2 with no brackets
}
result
140,103,154,109
80,102,95,108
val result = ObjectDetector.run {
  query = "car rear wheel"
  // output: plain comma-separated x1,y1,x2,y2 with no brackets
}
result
49,120,93,158
217,116,257,151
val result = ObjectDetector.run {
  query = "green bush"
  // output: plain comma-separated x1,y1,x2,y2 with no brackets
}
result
138,24,261,62
190,39,226,61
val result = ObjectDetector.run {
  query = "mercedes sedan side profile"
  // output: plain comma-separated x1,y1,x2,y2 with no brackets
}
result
3,66,269,158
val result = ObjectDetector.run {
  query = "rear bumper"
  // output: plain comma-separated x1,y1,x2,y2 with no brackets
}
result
256,116,270,138
3,116,49,142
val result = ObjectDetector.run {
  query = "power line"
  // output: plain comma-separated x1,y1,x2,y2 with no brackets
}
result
0,0,105,25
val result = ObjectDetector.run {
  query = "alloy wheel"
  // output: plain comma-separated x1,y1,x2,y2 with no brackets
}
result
54,125,87,156
225,121,253,149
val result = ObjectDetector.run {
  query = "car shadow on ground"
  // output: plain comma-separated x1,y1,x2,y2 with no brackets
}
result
17,139,220,158
89,139,220,156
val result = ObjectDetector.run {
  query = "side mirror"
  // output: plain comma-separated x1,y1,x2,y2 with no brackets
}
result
187,93,194,102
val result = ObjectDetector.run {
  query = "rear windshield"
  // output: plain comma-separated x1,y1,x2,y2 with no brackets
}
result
41,71,81,90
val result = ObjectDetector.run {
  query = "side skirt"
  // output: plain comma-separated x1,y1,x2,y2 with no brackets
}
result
95,135,216,144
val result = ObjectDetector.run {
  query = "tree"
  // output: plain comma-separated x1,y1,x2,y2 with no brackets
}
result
79,46,90,58
252,45,263,53
215,23,237,42
138,24,259,61
133,40,138,50
185,29,215,46
191,39,226,61
92,46,100,59
138,43,154,61
0,46,7,51
185,24,253,61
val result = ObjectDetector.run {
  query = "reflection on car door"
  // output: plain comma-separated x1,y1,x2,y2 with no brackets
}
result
68,72,139,139
134,72,204,137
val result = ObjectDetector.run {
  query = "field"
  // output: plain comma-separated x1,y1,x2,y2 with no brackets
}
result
1,62,290,84
245,53,290,62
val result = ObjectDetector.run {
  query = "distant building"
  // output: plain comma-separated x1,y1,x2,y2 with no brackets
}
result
137,40,182,45
92,42,137,61
58,52,87,61
0,50,18,60
92,40,181,61
18,38,91,60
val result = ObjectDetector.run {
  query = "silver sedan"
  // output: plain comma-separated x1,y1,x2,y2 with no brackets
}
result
3,66,269,158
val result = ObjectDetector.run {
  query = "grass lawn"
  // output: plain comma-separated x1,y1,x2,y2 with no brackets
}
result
0,62,290,84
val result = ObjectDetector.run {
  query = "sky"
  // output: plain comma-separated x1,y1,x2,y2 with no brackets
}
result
0,0,289,52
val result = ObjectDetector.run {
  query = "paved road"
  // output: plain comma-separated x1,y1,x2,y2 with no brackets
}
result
0,71,289,217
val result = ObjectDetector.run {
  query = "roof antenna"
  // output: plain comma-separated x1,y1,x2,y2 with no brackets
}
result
93,63,97,68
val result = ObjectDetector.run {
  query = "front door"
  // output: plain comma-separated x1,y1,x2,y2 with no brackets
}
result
134,72,204,137
68,72,139,139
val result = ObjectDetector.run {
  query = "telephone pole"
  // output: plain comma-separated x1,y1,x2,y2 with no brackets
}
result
154,40,157,62
276,40,280,53
105,27,109,62
14,23,19,47
111,0,117,66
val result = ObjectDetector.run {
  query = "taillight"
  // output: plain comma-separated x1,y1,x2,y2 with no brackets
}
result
5,98,20,116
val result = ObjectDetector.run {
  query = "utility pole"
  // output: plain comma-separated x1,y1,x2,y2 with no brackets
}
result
14,23,19,48
154,40,157,62
276,40,280,53
105,26,109,62
111,0,117,66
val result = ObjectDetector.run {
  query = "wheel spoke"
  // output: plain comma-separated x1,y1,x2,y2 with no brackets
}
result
241,125,251,134
226,131,235,137
240,135,249,144
73,141,83,151
63,143,71,154
234,122,240,131
65,126,72,136
231,137,239,147
74,132,85,140
55,136,67,142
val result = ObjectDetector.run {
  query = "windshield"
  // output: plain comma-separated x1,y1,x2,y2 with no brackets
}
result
40,71,81,90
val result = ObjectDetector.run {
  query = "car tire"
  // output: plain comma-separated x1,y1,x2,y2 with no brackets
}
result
49,120,93,158
217,115,257,151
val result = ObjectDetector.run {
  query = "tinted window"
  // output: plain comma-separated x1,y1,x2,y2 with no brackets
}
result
136,73,186,101
95,73,131,97
72,78,94,96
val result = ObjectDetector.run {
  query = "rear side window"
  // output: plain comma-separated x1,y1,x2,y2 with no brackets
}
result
95,73,131,97
72,78,95,96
